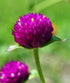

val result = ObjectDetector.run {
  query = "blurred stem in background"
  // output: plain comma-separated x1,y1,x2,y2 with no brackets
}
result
32,0,64,12
33,48,45,83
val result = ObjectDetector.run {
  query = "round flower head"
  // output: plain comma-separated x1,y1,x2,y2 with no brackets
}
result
0,61,29,83
12,13,53,48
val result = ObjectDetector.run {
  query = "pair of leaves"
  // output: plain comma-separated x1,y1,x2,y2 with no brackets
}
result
7,36,65,52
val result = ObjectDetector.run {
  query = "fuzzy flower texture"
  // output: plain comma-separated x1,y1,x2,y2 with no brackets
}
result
12,13,53,48
0,61,29,83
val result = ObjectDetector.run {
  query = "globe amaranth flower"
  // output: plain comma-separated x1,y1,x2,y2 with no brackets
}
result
12,13,53,48
0,61,29,83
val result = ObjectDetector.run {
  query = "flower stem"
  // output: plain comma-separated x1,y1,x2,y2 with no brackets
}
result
33,48,45,83
32,0,63,12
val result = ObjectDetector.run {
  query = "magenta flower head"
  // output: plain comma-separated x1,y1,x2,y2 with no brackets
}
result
0,61,29,83
12,13,53,48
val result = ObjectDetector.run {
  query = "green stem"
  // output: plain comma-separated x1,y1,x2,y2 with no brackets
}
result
33,48,45,83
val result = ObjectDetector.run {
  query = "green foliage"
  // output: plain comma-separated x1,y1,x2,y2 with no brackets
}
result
41,36,62,47
29,70,39,80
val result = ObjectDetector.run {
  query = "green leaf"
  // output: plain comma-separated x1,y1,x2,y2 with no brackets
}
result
29,70,39,80
7,44,23,52
41,36,62,47
32,0,63,12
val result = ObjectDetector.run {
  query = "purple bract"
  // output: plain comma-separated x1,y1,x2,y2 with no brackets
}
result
12,13,53,48
0,61,29,83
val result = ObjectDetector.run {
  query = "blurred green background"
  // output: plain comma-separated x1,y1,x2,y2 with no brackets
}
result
0,0,70,83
